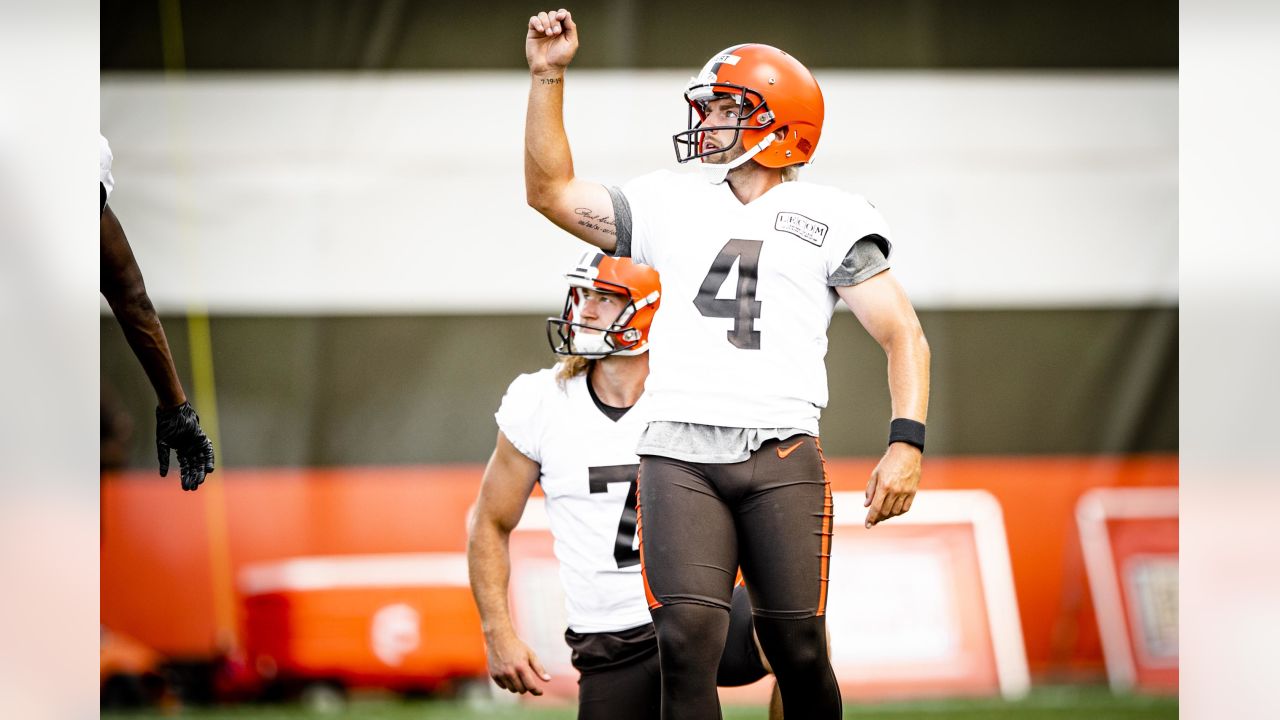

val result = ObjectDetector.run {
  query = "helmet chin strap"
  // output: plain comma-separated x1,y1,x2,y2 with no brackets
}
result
699,133,776,185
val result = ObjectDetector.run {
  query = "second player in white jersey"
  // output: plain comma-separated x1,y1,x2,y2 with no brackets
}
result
468,252,774,718
495,363,652,633
621,169,892,432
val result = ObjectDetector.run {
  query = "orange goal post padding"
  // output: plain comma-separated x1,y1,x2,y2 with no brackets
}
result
1076,487,1177,694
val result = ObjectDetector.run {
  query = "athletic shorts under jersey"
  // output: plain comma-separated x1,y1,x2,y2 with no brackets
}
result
609,169,894,434
495,363,654,633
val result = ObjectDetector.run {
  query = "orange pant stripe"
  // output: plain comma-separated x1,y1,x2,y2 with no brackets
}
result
635,464,661,610
814,437,834,617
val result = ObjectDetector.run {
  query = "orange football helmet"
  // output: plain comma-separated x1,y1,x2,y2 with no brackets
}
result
547,252,662,358
673,43,825,172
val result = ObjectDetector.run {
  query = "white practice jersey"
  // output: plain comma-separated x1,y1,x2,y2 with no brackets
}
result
621,170,892,433
100,133,115,204
495,364,653,634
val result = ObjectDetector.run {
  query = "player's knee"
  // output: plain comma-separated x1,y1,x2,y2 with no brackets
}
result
752,615,830,675
652,603,727,670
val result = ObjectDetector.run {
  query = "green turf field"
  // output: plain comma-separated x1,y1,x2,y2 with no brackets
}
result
104,685,1176,719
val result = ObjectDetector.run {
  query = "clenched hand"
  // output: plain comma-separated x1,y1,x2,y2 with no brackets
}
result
526,9,578,76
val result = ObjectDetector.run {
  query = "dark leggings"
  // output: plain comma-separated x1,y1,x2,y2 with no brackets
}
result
572,585,767,720
638,436,841,719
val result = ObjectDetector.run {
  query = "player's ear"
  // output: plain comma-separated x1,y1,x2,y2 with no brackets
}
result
772,126,788,143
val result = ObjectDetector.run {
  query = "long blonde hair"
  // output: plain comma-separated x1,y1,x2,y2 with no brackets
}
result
555,355,593,387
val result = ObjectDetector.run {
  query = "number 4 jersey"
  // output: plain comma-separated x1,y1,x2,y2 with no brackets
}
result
612,169,893,434
495,364,653,634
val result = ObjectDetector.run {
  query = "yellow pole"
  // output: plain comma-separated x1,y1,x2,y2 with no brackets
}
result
159,0,239,654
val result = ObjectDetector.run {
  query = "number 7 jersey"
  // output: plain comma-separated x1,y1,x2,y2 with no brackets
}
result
495,365,653,634
617,169,893,433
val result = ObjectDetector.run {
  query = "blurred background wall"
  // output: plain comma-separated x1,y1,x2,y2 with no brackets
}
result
100,0,1177,689
100,0,1177,466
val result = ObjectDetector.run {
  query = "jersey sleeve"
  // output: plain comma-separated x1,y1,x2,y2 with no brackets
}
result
605,185,634,257
613,170,672,265
825,195,893,283
99,134,115,211
494,368,555,464
828,237,891,287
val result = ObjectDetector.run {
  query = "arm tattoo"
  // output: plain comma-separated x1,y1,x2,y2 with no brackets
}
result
574,207,616,236
539,77,563,85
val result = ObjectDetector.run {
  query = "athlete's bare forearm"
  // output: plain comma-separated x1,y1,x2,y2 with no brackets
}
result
468,433,541,640
523,75,618,251
100,206,187,408
467,516,519,640
837,272,930,422
110,296,187,409
884,324,930,423
524,72,574,210
522,10,617,251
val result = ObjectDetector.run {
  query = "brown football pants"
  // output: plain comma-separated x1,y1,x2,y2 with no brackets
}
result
636,435,840,720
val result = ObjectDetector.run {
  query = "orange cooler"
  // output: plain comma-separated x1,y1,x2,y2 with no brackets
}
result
239,553,487,690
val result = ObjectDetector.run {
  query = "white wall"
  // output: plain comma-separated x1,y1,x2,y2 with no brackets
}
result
101,70,1176,313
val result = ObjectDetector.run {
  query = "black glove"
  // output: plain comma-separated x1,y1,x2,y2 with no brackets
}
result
156,402,216,491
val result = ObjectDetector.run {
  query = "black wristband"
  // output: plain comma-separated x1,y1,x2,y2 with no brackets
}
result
888,418,926,452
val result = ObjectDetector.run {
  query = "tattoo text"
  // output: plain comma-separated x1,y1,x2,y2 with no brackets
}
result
574,207,616,236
